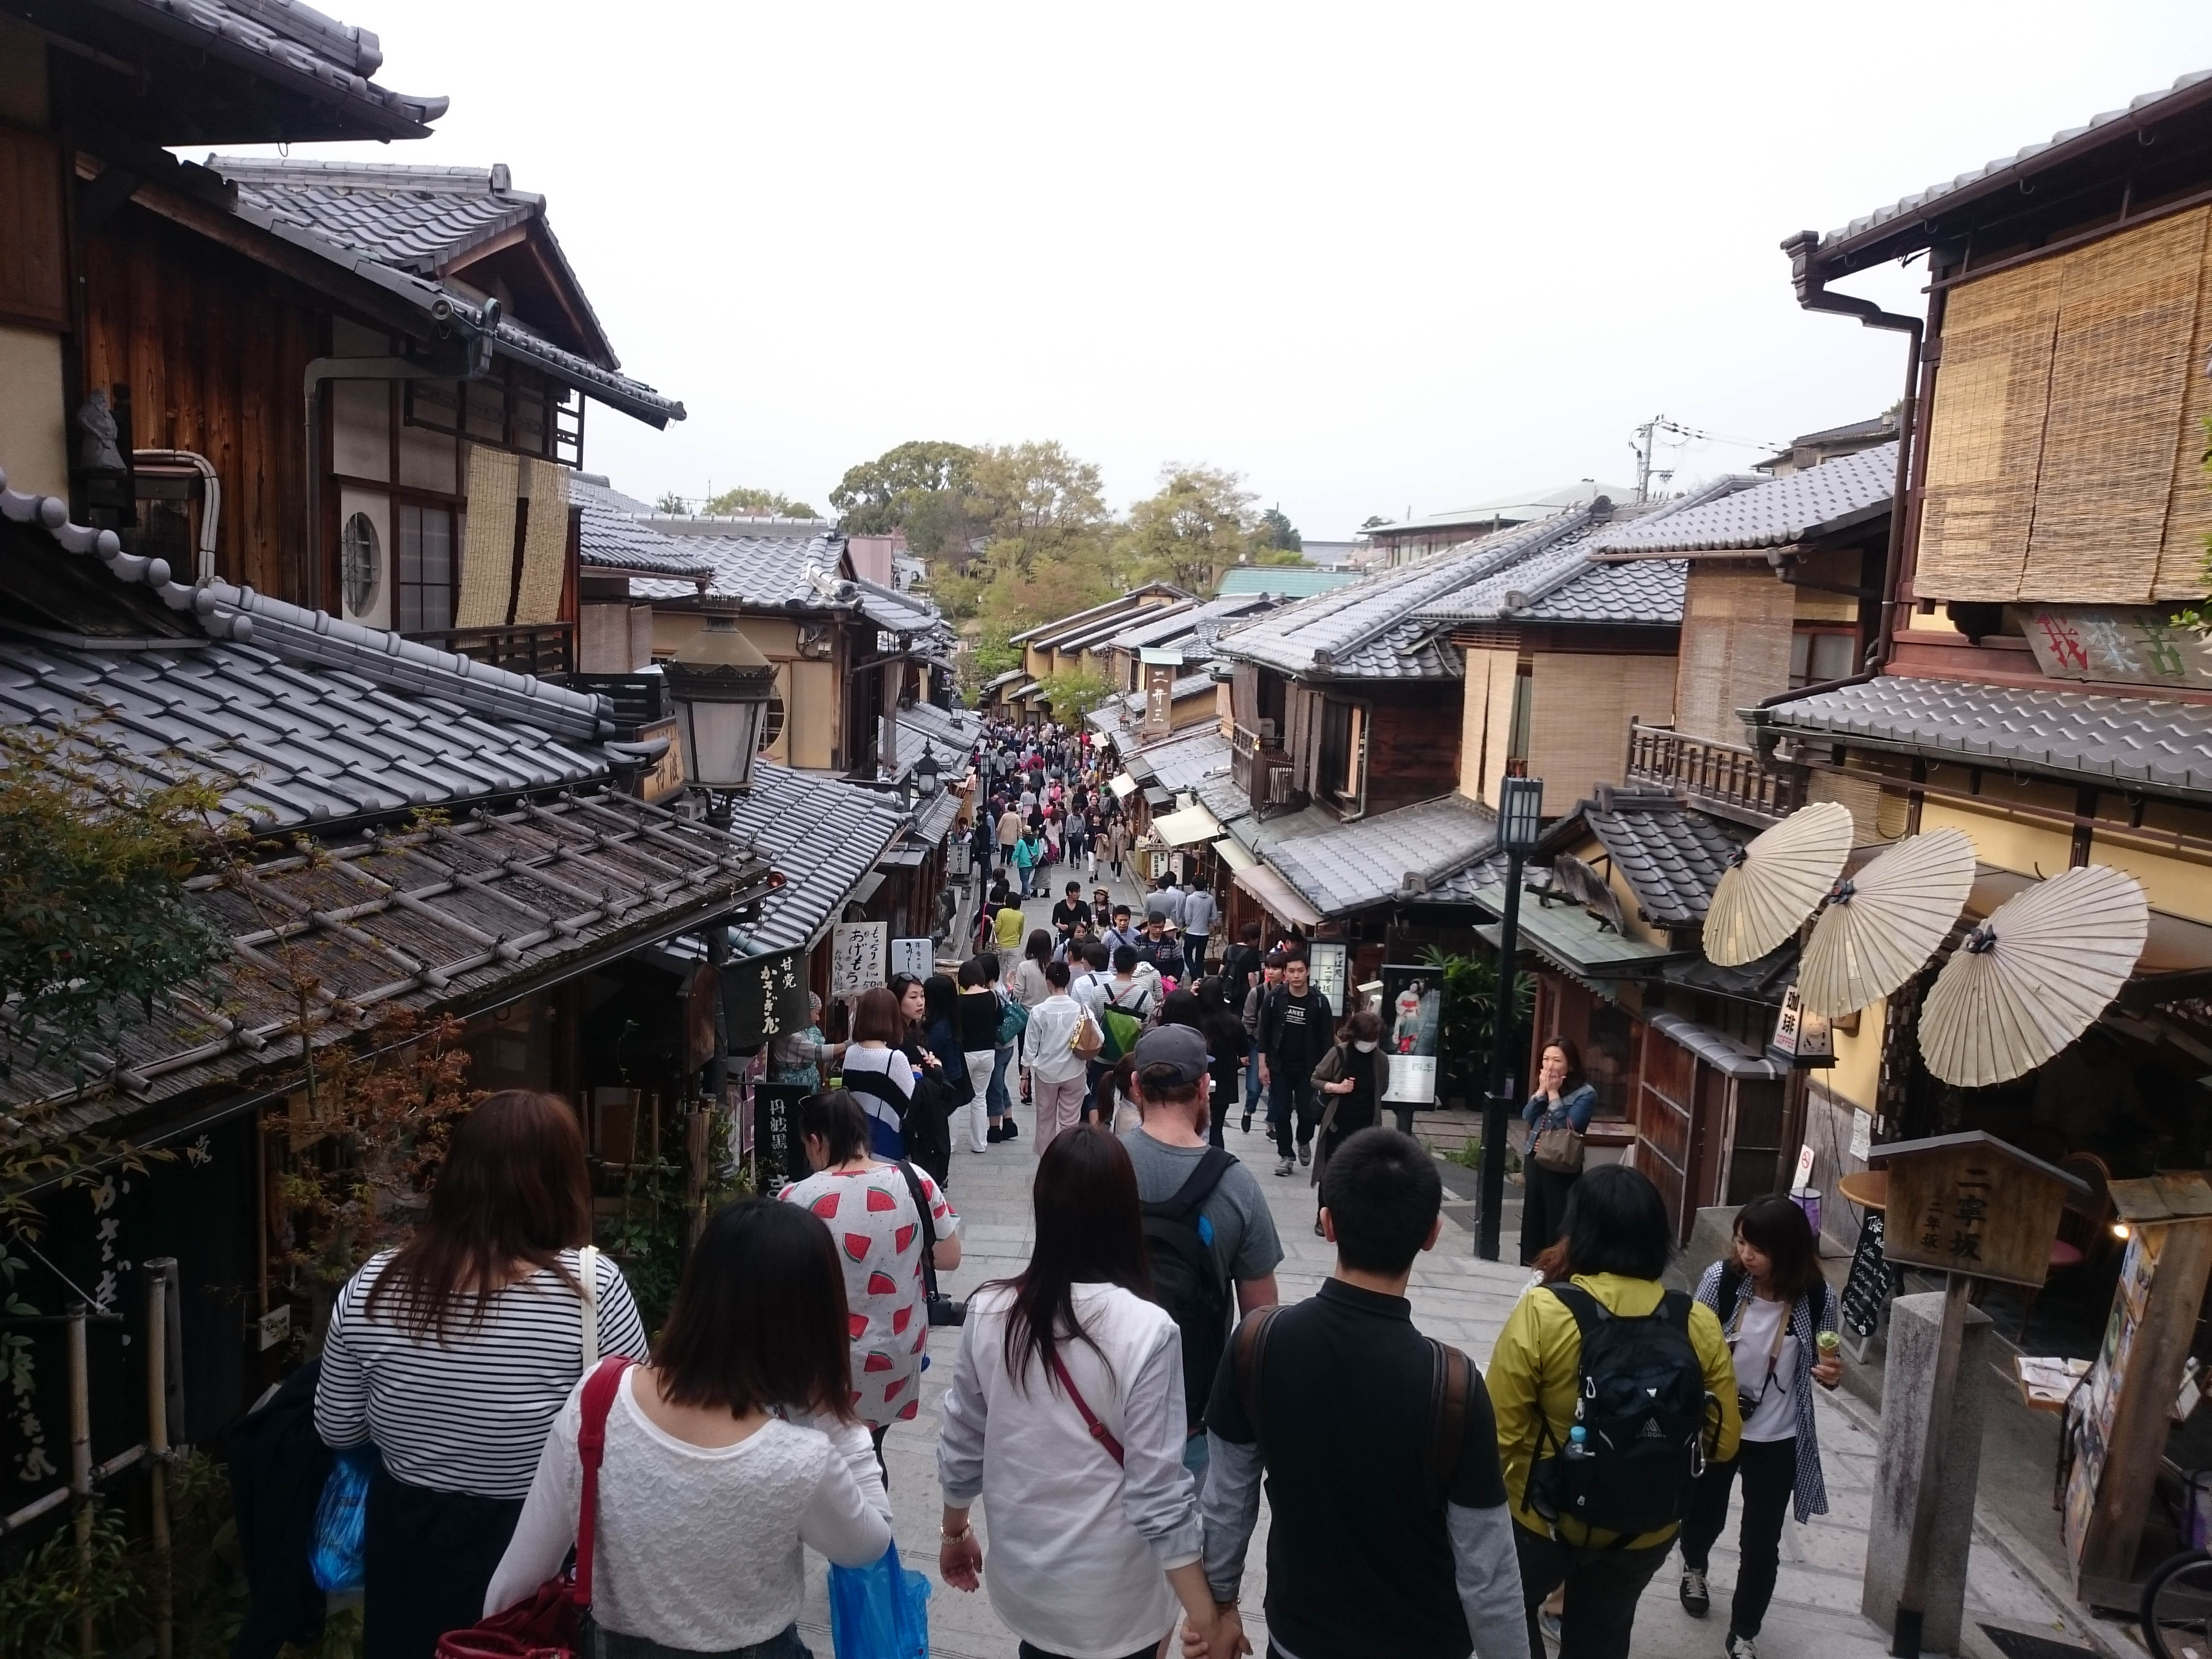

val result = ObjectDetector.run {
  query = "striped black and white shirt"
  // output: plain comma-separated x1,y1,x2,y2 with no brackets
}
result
314,1248,650,1499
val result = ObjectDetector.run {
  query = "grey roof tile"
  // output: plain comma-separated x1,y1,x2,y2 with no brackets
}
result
634,532,847,607
1579,802,1749,927
1591,446,1895,556
1120,725,1233,794
1819,71,2212,258
1517,559,1687,624
572,478,712,580
1265,795,1499,917
1764,674,2212,797
718,762,909,953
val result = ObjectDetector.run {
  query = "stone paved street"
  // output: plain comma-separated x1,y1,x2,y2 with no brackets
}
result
783,860,2112,1658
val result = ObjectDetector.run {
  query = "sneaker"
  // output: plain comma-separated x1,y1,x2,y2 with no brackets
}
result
1723,1632,1757,1659
1297,1141,1311,1167
1275,1157,1295,1177
1680,1567,1710,1618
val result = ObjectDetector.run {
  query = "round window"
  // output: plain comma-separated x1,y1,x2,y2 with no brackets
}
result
341,512,381,617
758,690,787,754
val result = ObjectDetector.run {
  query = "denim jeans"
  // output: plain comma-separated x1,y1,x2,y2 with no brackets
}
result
1267,1071,1317,1159
1243,1038,1264,1109
988,1043,1015,1122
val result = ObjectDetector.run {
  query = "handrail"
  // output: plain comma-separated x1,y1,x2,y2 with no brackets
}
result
1625,721,1804,821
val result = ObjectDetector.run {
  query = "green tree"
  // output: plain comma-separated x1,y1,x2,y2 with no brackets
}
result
1034,670,1117,719
702,485,818,518
829,440,980,552
1115,464,1259,593
1257,503,1302,552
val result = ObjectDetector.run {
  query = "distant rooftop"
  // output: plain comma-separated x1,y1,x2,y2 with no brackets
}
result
1217,567,1361,599
1365,482,1641,539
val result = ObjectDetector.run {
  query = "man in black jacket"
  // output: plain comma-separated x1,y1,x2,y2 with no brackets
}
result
1256,955,1331,1176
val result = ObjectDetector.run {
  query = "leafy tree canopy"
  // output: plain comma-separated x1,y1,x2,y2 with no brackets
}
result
1034,670,1118,719
1256,504,1302,552
1116,464,1259,593
702,485,818,518
829,440,980,544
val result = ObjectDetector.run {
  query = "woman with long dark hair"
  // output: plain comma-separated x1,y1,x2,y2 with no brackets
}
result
316,1091,651,1659
1676,1196,1843,1657
483,1200,892,1658
935,1126,1221,1659
1518,1035,1598,1266
1009,928,1055,1009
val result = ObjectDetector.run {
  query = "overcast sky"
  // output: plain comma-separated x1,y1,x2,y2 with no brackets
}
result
218,1,2212,539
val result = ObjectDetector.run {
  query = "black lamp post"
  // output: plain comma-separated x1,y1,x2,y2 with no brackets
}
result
1478,773,1545,1262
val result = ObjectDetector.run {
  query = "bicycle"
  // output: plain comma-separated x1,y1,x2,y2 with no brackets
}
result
2141,1548,2212,1658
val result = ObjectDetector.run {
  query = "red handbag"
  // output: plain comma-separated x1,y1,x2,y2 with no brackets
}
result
437,1356,636,1659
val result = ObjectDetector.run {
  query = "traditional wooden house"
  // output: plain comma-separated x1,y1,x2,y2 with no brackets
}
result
993,584,1188,720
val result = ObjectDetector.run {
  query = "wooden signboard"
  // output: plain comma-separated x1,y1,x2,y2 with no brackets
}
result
2063,1175,2212,1605
1868,1131,2088,1289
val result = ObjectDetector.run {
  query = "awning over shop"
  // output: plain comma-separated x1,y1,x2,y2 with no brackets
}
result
1213,836,1257,872
1235,866,1325,930
1143,786,1175,811
1110,773,1139,800
1153,804,1225,847
1471,885,1688,979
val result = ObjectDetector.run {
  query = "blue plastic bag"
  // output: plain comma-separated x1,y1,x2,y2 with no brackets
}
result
309,1447,378,1593
826,1541,930,1659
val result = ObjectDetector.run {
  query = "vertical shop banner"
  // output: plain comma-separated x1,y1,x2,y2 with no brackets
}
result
1379,963,1441,1105
753,1084,813,1194
830,921,888,1002
722,948,813,1050
1305,941,1349,1022
1141,647,1180,737
889,938,934,981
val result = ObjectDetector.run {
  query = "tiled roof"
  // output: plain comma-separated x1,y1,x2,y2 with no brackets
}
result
97,0,447,137
15,791,773,1121
1757,674,2212,797
573,478,711,581
1817,70,2212,261
1265,795,1499,917
721,762,908,953
1579,800,1749,928
214,157,541,278
1591,446,1895,557
200,156,683,426
897,700,984,757
1192,772,1253,829
1008,586,1189,648
634,532,847,607
1515,558,1687,625
1412,514,1619,624
1122,725,1232,794
1366,483,1640,537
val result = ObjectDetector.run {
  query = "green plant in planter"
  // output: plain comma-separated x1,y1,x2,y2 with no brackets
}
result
1415,945,1535,1102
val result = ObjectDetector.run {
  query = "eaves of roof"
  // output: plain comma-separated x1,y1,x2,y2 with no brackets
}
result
1590,449,1895,559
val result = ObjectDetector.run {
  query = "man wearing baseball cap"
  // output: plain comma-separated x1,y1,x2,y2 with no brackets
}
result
1122,1025,1282,1491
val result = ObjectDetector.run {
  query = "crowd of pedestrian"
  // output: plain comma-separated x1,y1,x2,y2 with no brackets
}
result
295,714,1847,1659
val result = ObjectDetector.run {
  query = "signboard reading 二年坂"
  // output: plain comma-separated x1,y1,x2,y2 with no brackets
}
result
830,921,888,1002
889,937,934,982
2025,607,2212,687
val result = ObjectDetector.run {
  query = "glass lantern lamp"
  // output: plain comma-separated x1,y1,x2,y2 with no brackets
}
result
665,616,778,795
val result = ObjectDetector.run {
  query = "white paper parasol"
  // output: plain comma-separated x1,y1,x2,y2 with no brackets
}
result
1798,828,1977,1018
1703,800,1855,967
1918,864,2148,1089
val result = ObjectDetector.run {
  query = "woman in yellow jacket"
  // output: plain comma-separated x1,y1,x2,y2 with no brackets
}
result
1487,1165,1741,1659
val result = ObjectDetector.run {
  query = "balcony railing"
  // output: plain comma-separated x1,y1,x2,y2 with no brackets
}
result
1625,722,1805,824
1229,724,1298,815
404,622,576,678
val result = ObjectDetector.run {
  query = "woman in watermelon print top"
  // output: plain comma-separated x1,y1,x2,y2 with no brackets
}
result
783,1090,961,1470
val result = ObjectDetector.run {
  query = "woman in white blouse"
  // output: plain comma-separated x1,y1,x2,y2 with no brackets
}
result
936,1125,1224,1659
485,1198,891,1659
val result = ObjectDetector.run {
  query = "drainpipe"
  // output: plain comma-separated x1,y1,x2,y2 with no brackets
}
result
301,297,498,612
132,449,220,583
1780,231,1924,671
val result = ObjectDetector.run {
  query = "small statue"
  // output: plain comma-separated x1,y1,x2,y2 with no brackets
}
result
76,390,125,473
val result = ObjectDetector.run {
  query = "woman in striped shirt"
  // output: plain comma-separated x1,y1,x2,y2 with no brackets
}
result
315,1091,649,1659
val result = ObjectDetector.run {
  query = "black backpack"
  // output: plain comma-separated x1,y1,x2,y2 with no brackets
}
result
1140,1149,1237,1432
1528,1284,1715,1538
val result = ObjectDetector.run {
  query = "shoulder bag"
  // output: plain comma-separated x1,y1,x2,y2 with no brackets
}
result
1047,1350,1125,1467
1530,1101,1587,1174
435,1356,634,1659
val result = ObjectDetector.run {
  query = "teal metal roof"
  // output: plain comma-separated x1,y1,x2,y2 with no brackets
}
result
1468,885,1687,977
1216,567,1361,599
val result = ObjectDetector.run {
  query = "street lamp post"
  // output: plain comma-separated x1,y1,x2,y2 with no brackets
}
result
665,615,778,804
1478,773,1545,1262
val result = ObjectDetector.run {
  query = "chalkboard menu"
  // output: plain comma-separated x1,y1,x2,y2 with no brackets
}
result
1840,1208,1892,1340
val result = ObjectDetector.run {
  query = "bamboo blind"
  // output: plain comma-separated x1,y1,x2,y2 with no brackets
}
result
1673,564,1791,742
1918,207,2212,604
1530,653,1674,814
512,459,570,625
454,446,520,628
1459,647,1519,804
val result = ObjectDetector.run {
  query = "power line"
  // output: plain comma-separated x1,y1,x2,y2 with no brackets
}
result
1629,414,1791,503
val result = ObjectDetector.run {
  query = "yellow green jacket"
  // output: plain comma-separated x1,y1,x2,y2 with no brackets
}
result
1487,1272,1742,1548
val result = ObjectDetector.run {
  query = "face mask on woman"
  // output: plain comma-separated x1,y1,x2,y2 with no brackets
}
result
1353,1039,1378,1053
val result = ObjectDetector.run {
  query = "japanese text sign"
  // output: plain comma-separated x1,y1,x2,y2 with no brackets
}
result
830,921,888,1002
1870,1130,2084,1288
722,948,813,1050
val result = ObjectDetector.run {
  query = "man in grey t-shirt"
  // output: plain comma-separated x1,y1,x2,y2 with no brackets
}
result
1121,1026,1283,1486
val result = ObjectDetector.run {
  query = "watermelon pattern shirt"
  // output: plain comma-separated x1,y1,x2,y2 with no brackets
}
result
781,1162,961,1429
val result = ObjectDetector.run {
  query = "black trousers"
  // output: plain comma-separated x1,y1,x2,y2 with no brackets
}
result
1512,1521,1669,1659
363,1466,525,1659
1519,1162,1579,1265
1018,1643,1157,1659
1679,1435,1798,1639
